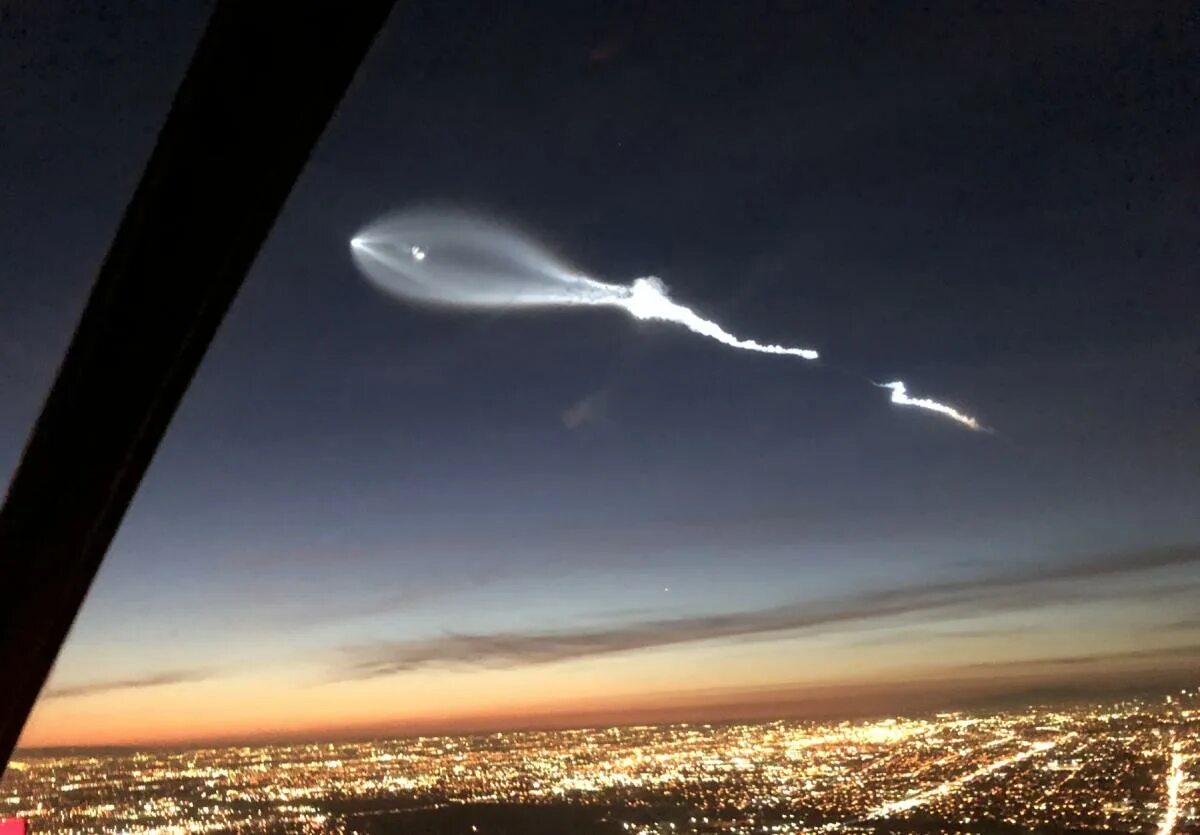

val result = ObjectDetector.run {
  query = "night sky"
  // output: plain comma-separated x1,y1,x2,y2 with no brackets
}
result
4,1,1198,747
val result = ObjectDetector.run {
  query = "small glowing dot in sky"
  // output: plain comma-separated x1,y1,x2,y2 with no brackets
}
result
411,245,426,261
350,236,367,251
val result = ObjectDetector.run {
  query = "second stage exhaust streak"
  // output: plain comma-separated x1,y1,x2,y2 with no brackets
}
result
350,210,984,431
878,381,981,431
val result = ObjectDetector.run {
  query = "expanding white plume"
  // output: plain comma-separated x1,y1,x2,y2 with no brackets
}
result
350,212,819,362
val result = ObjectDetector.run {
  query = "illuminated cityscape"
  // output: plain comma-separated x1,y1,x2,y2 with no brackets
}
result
3,691,1196,835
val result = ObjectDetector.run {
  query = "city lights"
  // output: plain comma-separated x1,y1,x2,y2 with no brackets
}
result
2,692,1195,834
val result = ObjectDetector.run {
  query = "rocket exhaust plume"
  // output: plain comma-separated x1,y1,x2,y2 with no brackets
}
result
350,210,984,430
350,211,818,361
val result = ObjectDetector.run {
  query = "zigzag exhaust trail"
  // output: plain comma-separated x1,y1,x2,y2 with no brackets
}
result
878,381,981,431
349,210,984,431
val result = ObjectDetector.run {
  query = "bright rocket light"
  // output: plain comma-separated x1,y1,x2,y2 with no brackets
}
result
349,209,990,430
623,277,818,360
878,381,982,431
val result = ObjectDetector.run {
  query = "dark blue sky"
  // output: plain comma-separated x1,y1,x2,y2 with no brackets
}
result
4,1,1199,745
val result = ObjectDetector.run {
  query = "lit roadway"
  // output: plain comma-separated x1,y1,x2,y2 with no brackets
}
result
821,736,1065,831
1156,738,1186,835
868,738,1061,817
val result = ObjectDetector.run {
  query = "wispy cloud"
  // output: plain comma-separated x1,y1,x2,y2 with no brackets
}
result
561,389,608,429
846,624,1039,647
969,643,1200,670
1149,614,1200,632
344,593,945,678
341,544,1200,679
44,670,211,700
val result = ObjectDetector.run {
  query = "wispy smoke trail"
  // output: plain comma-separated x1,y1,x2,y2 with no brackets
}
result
350,210,984,431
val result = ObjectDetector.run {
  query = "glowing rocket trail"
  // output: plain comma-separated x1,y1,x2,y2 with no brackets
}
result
878,381,981,431
349,210,984,430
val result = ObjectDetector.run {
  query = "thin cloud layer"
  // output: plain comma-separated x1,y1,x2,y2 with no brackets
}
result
342,545,1200,679
969,643,1200,670
44,670,211,700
